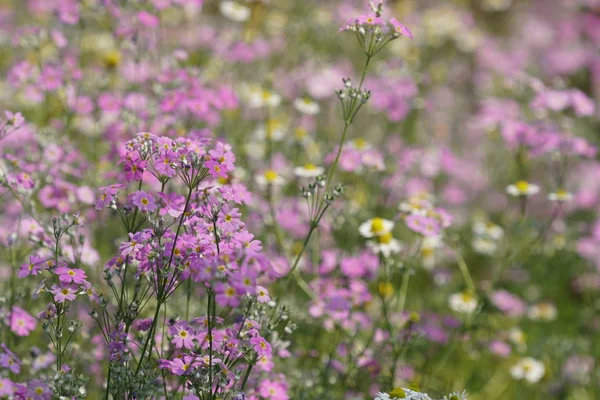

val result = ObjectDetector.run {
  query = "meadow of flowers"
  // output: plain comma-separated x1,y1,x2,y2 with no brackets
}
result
1,0,600,399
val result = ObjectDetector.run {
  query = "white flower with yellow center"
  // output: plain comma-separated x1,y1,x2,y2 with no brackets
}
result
472,237,498,255
261,90,281,108
350,137,371,150
367,232,403,257
294,163,324,178
219,1,251,22
399,193,434,215
506,180,539,197
548,189,573,202
359,217,394,238
374,388,433,400
510,357,545,383
256,169,285,186
508,327,526,347
472,220,504,240
254,119,286,142
449,291,477,314
421,235,442,269
527,302,557,321
241,85,281,108
293,97,320,115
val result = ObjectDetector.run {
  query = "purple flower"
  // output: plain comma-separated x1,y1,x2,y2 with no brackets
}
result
131,190,157,213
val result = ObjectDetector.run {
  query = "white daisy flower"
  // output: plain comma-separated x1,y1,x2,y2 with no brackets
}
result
219,1,251,22
399,193,434,215
367,232,403,257
510,357,545,383
241,85,281,108
449,291,478,314
293,97,320,114
472,237,498,255
359,217,394,238
375,388,433,400
548,189,573,202
506,180,540,197
421,235,442,269
294,163,324,178
350,138,372,150
254,119,286,142
472,220,504,240
527,302,557,321
508,327,526,347
255,169,285,186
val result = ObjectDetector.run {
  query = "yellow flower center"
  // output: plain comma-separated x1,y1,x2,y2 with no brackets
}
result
390,387,407,398
354,138,367,149
377,232,393,244
515,180,529,193
378,282,393,297
264,169,278,183
371,218,385,233
303,163,317,170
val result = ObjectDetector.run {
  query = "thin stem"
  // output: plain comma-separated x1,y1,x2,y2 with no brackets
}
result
456,251,476,296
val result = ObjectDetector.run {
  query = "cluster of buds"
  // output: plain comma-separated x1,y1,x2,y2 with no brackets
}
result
336,78,371,124
340,2,413,57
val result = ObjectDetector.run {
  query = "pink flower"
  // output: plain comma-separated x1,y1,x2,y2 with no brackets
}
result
490,290,526,317
18,255,45,278
50,285,78,303
55,267,87,284
235,231,262,255
95,184,125,210
170,323,195,349
121,154,147,182
256,286,270,303
405,214,441,236
250,336,272,357
9,306,36,337
131,190,157,213
0,345,21,374
154,151,178,177
216,283,240,307
389,17,413,39
0,378,13,396
138,11,160,28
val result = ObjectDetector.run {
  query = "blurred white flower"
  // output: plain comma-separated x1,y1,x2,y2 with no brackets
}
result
449,291,478,314
511,357,545,383
506,180,540,197
219,1,251,22
293,97,320,115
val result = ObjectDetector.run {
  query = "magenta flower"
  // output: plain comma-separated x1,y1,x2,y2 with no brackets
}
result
215,283,240,308
405,214,441,236
95,183,125,210
155,151,178,177
170,323,195,349
18,255,46,278
55,267,87,284
0,378,13,396
131,190,157,213
120,232,148,256
50,285,78,303
121,154,147,182
9,306,37,337
0,345,21,374
234,231,262,256
389,17,414,39
256,286,270,303
250,336,272,357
